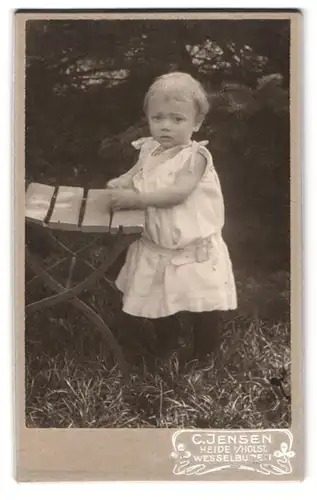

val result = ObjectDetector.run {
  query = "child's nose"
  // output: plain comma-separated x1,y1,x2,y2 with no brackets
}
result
161,120,171,130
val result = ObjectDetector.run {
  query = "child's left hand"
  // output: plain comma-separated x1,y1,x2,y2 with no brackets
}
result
105,188,141,211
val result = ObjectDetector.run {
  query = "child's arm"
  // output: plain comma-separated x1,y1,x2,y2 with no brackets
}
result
107,153,207,210
107,137,152,189
140,153,206,208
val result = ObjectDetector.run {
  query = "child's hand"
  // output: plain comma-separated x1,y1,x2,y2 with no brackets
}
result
105,188,141,211
106,177,131,189
106,178,122,188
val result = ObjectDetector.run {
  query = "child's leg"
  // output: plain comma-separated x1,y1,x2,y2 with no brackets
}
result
154,314,180,355
191,311,222,358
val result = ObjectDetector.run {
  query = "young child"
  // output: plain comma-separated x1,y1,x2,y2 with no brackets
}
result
104,72,237,358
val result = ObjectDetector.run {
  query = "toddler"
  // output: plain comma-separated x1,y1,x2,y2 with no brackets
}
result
105,72,237,358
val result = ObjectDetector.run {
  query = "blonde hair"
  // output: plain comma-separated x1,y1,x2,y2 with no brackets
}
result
144,72,210,122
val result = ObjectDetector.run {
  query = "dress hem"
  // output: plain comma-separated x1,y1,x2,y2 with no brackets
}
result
120,304,238,319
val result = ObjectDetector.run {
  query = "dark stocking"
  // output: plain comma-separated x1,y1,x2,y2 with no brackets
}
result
191,311,222,358
154,314,180,355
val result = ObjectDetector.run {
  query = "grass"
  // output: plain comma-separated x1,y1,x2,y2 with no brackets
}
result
25,269,291,428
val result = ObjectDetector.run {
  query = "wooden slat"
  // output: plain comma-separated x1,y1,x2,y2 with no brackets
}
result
110,209,145,234
48,186,84,230
81,189,111,232
25,183,55,224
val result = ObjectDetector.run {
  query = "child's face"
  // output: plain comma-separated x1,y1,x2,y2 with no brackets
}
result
147,94,201,149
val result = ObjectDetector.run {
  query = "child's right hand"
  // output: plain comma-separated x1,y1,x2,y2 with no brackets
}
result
107,177,132,189
107,178,122,189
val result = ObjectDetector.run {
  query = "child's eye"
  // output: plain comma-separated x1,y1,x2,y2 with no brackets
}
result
151,115,161,121
174,117,185,123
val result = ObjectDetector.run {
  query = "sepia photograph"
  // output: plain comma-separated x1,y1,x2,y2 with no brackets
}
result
15,9,302,482
24,15,292,430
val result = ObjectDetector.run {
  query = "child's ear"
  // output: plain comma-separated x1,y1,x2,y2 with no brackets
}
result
193,120,203,132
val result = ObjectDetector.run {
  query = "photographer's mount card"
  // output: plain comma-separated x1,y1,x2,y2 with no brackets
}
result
14,10,302,481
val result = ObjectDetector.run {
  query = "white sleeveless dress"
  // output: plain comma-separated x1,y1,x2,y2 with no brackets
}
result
115,137,237,318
